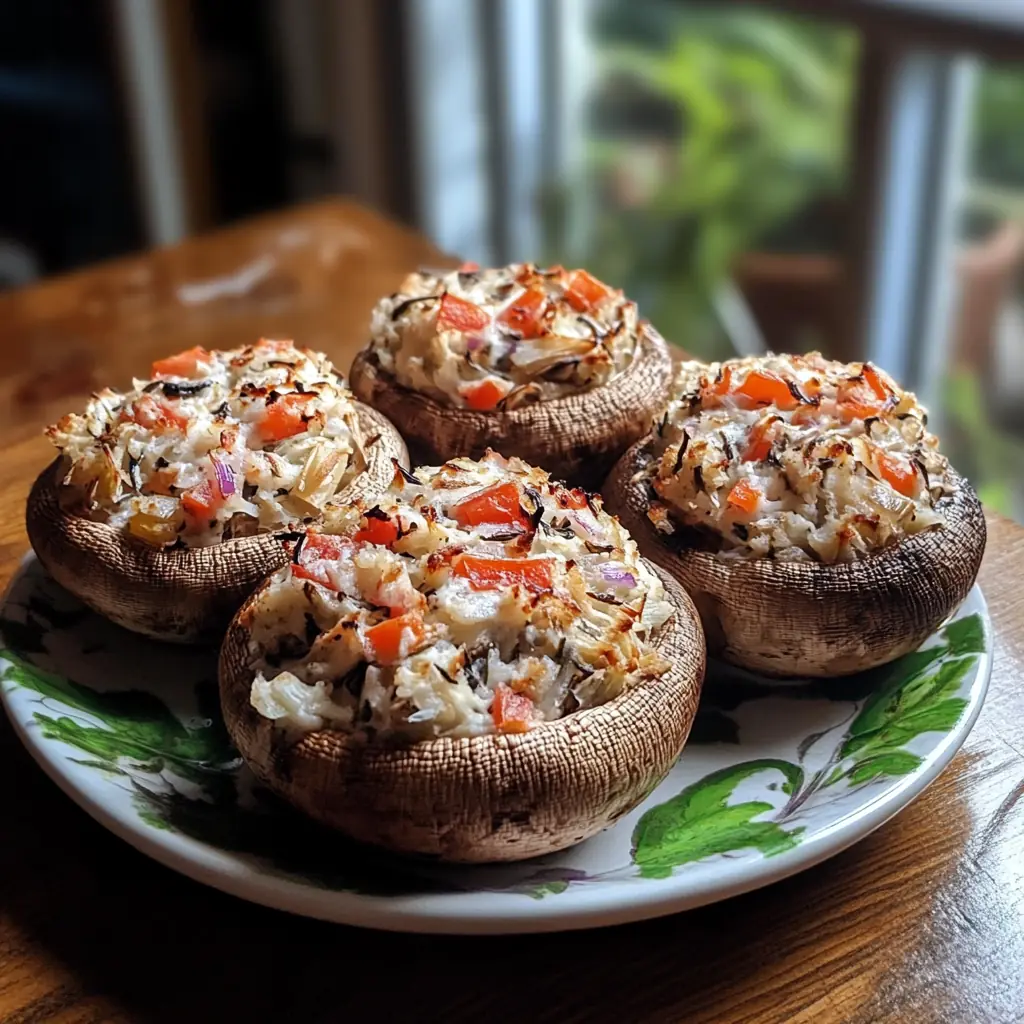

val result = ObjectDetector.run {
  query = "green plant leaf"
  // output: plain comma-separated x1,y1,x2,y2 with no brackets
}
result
896,696,969,735
2,653,174,729
631,759,805,879
4,651,239,811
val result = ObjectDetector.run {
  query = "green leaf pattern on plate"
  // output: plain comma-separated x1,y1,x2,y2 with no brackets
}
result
632,759,805,878
633,613,983,880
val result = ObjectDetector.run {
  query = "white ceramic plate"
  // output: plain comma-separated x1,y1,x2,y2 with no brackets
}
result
0,556,991,935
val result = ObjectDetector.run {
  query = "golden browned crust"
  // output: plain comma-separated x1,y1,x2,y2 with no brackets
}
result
603,437,987,677
25,404,408,645
218,564,705,863
348,323,673,488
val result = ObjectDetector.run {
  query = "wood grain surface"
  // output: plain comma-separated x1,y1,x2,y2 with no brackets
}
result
0,199,1022,1024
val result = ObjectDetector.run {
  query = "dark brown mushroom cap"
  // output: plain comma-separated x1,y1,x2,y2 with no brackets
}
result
603,437,987,678
25,404,408,645
348,322,673,488
218,564,705,863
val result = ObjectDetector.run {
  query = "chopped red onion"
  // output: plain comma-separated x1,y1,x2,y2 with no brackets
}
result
566,509,601,538
211,455,237,498
600,564,636,587
466,334,485,352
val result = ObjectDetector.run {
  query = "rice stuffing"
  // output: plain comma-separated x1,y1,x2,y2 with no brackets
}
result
644,353,954,563
246,451,674,739
45,339,363,548
366,262,641,409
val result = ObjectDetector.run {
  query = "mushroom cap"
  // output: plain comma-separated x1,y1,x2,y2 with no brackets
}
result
603,437,987,678
25,404,408,645
218,563,705,863
348,323,673,489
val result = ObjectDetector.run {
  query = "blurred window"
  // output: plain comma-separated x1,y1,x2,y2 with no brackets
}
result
942,60,1024,518
543,2,860,364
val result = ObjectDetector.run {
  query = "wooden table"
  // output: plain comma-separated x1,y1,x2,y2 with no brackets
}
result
0,199,1022,1024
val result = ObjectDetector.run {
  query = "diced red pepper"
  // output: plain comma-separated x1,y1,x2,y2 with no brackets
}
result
841,398,882,422
458,261,480,272
703,366,805,412
301,532,349,561
491,684,533,734
365,612,425,665
497,287,547,337
557,487,589,510
461,378,509,411
564,269,613,312
790,378,822,424
181,480,223,521
290,564,328,584
702,365,733,403
291,532,351,586
838,367,893,422
354,514,400,548
837,387,884,423
742,417,779,463
259,393,314,443
726,478,761,515
451,481,532,532
875,449,918,497
453,555,554,594
437,292,490,333
151,346,211,379
862,363,892,404
733,370,799,411
124,394,191,433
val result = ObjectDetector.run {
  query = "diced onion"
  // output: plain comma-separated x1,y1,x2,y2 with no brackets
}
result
211,454,237,498
509,335,594,373
294,443,348,509
601,563,637,587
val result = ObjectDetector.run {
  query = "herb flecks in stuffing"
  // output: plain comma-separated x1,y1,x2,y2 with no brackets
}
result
644,353,952,563
247,452,674,740
367,263,641,409
46,340,363,548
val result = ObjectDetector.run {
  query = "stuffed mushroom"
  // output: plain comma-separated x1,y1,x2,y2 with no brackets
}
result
604,352,986,677
219,451,705,862
349,263,673,486
27,339,407,643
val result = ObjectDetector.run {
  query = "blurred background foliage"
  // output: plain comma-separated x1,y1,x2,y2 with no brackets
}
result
546,3,857,359
544,0,1024,519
